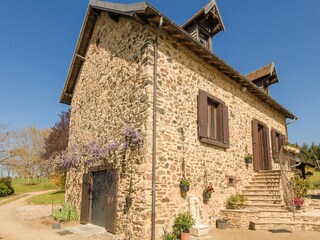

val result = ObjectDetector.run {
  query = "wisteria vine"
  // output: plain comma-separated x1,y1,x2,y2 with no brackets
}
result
53,126,142,171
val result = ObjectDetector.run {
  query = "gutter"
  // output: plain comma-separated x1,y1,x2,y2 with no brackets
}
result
151,16,163,240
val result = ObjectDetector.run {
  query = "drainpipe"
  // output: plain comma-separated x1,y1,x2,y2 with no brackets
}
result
152,16,163,240
285,117,297,142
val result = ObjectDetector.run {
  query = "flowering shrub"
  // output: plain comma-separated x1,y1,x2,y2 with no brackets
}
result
294,197,304,207
53,126,142,171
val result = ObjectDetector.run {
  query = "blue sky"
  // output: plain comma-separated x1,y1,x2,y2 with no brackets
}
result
0,0,319,145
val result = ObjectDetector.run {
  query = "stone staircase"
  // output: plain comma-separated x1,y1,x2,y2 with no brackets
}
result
221,170,320,232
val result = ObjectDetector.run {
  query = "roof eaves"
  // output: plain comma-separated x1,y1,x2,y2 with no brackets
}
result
60,1,296,120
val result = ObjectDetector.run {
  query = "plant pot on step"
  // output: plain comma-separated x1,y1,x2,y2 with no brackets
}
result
180,232,190,240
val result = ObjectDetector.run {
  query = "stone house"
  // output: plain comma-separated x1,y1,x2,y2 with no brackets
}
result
60,0,296,239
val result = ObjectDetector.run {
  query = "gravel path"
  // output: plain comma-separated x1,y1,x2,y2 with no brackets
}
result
1,192,320,240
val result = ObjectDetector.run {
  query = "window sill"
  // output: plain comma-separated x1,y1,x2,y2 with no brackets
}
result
200,137,229,149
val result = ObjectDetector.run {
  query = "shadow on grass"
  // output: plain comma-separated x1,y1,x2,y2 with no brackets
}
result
52,190,65,195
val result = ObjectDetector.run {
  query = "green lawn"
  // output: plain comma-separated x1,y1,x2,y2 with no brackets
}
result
12,178,58,194
28,190,65,205
0,178,60,202
308,171,320,189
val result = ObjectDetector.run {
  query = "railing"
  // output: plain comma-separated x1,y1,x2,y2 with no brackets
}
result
278,146,301,220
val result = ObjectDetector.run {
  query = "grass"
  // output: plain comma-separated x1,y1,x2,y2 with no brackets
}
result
28,190,65,205
310,171,320,182
0,177,60,203
309,171,320,189
12,178,58,194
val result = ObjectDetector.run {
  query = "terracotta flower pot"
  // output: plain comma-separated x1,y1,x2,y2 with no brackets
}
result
180,232,190,240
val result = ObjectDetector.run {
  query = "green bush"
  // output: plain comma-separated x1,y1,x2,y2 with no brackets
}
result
52,204,78,222
162,232,177,240
312,180,320,189
226,193,247,209
0,177,15,197
173,212,195,236
291,173,311,197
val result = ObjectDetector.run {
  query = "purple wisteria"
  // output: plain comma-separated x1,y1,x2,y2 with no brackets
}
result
55,126,142,171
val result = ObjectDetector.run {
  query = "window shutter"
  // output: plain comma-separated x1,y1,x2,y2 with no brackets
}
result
105,169,118,233
222,103,229,145
281,134,287,146
198,90,208,139
252,119,259,171
271,129,277,159
265,127,272,170
80,173,90,224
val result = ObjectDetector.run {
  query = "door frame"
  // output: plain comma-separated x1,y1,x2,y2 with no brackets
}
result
252,118,271,171
80,165,118,233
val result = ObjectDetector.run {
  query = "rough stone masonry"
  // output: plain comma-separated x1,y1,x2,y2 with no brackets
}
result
65,13,287,240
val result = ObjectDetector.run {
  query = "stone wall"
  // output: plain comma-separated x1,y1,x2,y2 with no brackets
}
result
66,13,154,239
65,13,288,240
149,24,287,237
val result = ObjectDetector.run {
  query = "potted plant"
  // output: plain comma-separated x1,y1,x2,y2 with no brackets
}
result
244,154,253,164
294,197,304,211
180,179,190,192
173,212,195,240
226,193,248,209
283,144,300,155
203,185,214,200
216,218,228,229
162,232,177,240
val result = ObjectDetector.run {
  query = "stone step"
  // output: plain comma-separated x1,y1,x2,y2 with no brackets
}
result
250,220,320,232
245,194,282,200
252,177,280,182
249,220,301,231
256,170,281,174
246,203,285,210
245,185,280,189
250,179,280,183
248,199,282,204
242,189,281,194
256,209,289,216
257,215,293,222
254,172,281,176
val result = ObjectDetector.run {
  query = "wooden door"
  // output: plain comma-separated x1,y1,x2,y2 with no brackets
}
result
252,119,271,171
105,169,117,233
92,170,108,227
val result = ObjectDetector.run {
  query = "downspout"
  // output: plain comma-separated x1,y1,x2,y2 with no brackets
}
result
285,117,297,142
152,16,163,240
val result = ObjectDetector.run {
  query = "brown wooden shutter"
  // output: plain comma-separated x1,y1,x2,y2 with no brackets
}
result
105,169,118,233
222,104,229,145
198,90,208,139
265,127,272,170
80,173,90,224
252,119,260,171
281,134,287,146
271,129,277,159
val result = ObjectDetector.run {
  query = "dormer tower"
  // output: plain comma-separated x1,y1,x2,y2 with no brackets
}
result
246,62,279,95
182,0,225,50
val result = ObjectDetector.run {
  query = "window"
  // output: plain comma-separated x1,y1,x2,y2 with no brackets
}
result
271,128,286,161
198,89,229,148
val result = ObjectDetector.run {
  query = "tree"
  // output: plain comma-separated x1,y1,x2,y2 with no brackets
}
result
0,125,10,164
41,110,70,188
10,127,48,183
42,110,70,161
